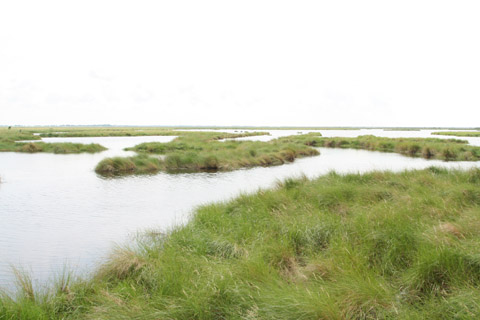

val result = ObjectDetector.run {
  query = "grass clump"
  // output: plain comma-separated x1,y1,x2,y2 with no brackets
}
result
96,132,320,175
95,155,161,175
15,142,106,154
3,168,480,318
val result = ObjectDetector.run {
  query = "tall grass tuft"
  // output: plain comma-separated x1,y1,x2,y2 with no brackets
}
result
12,268,35,302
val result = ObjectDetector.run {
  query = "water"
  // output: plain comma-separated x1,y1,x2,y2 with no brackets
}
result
1,130,480,291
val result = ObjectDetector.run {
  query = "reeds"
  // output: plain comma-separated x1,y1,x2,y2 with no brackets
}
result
95,155,161,175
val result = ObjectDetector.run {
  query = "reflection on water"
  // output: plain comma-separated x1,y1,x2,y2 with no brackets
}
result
1,131,480,291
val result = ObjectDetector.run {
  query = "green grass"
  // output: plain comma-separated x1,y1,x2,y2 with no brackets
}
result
279,134,480,161
1,126,181,139
1,127,269,155
0,128,106,154
5,142,106,154
2,168,480,319
432,131,480,137
96,132,480,176
96,132,319,175
95,155,163,175
36,127,181,138
30,127,266,138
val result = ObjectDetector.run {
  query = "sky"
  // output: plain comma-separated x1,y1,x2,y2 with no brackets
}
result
0,0,479,127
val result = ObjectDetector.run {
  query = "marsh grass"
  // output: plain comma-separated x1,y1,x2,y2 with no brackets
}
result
12,268,35,302
16,142,106,154
96,132,319,175
432,131,480,137
0,128,106,154
27,126,268,139
3,168,480,318
96,132,480,176
279,134,480,161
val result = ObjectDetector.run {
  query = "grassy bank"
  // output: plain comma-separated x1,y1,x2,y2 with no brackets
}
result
279,135,480,161
96,132,318,175
432,131,480,137
0,126,178,138
0,128,106,154
2,168,480,319
4,142,106,154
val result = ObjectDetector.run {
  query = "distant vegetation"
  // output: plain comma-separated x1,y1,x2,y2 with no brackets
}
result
37,127,180,138
96,132,480,176
96,132,319,175
8,142,106,154
2,168,480,318
2,126,480,163
0,128,106,154
0,127,269,155
383,128,421,131
279,135,480,161
432,131,480,137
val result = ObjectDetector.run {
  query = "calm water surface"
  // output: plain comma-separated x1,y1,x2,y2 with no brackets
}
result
1,130,480,291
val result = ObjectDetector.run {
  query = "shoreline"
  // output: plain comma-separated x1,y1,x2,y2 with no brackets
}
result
2,167,480,318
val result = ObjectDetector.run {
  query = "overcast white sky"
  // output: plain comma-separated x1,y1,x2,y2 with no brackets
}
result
0,1,479,127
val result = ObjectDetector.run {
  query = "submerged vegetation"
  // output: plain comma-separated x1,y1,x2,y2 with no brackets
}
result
432,131,480,137
279,135,480,161
0,128,106,154
96,131,318,175
2,168,480,318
